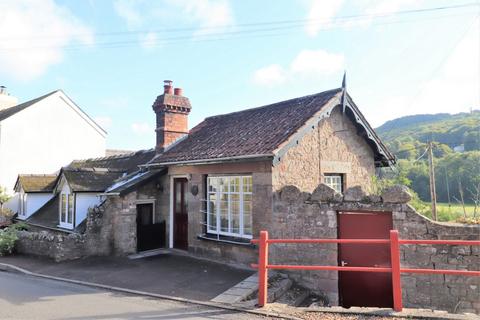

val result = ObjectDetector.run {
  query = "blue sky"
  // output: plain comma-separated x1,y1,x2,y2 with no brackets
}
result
0,0,479,150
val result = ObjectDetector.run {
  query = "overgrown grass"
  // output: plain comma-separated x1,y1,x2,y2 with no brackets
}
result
412,201,479,224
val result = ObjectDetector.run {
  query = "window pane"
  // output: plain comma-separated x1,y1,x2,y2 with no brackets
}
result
243,176,252,193
243,198,252,236
208,193,216,230
67,194,74,224
219,177,229,193
219,200,228,232
175,182,182,213
61,194,66,222
324,175,342,193
182,181,188,213
208,177,218,192
230,177,240,193
231,194,240,234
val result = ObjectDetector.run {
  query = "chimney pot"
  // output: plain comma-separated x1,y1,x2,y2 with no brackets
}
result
174,88,183,96
163,80,173,94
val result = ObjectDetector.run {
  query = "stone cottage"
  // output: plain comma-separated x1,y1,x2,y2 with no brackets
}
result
16,77,396,257
93,78,395,258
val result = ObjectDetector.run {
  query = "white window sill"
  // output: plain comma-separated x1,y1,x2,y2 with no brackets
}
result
198,234,254,246
58,223,74,230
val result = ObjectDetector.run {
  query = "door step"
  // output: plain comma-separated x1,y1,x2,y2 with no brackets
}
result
128,248,171,259
211,273,259,304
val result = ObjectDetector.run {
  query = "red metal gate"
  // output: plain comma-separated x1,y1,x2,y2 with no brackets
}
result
338,211,393,308
251,230,480,311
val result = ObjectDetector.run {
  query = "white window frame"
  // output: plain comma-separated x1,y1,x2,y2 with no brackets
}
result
59,192,75,229
324,174,343,193
18,191,27,218
206,175,252,239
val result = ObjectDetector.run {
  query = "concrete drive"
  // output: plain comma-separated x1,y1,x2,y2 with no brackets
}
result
0,272,269,320
0,254,254,301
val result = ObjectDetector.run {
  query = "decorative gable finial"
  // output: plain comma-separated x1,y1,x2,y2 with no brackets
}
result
341,71,347,113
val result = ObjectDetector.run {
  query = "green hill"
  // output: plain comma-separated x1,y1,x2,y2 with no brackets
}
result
376,110,480,159
375,111,480,208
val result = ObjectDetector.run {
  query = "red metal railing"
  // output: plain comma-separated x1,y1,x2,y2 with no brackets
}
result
251,230,480,311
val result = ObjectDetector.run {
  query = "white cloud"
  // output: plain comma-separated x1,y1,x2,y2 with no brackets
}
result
0,0,94,81
113,0,234,47
291,49,345,76
253,49,345,87
170,0,234,36
140,32,158,49
304,0,344,37
93,116,113,130
252,64,286,87
113,0,143,28
131,122,153,135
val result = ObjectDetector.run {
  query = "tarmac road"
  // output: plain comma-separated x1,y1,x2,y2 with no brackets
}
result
0,271,271,320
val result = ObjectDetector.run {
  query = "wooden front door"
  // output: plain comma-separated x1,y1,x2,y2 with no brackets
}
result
173,178,188,250
136,203,166,252
338,211,393,308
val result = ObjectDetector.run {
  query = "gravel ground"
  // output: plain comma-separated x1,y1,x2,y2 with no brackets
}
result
297,312,398,320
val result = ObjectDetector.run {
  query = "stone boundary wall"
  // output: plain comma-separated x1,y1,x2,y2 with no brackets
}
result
15,203,112,262
15,230,86,262
271,184,479,314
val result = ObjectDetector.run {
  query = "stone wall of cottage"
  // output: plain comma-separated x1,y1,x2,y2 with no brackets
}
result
272,107,376,193
98,175,168,256
269,184,479,314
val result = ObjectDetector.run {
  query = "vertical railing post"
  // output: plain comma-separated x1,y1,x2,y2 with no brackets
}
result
390,230,403,312
258,230,269,307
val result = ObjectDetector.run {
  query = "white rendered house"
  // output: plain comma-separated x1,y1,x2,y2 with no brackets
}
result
0,89,106,212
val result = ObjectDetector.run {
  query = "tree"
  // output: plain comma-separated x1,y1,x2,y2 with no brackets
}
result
0,186,10,214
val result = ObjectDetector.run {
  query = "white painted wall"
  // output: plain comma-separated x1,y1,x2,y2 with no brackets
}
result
26,193,54,218
0,91,106,197
75,193,101,226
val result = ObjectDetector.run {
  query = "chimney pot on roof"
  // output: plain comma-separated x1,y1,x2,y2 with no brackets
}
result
0,86,18,110
163,80,173,94
174,88,183,96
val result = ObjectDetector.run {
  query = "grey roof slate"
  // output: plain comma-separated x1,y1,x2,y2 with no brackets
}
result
62,168,125,192
69,149,155,175
15,174,57,192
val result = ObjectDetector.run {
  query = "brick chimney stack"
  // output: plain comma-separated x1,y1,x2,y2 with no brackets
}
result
152,80,191,153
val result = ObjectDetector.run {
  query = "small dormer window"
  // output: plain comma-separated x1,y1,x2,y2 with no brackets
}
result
59,193,74,229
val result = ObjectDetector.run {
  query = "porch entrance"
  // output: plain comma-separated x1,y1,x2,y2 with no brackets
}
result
136,203,165,252
173,178,188,250
337,211,393,308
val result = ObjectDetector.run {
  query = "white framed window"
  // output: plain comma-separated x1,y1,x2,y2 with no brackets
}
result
324,174,343,193
19,192,27,218
207,175,252,239
59,193,74,229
